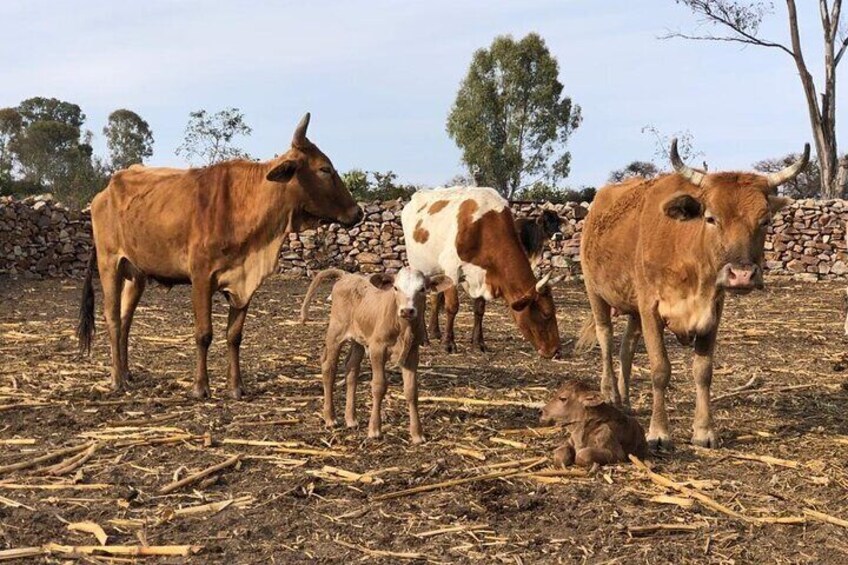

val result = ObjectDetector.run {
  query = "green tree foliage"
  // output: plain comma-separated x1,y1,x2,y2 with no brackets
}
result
520,182,596,204
341,169,418,201
608,161,660,184
446,33,582,198
103,109,154,171
175,108,252,165
0,97,118,207
754,153,823,199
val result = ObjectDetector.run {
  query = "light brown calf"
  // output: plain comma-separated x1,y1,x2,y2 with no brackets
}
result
301,267,452,443
540,380,647,467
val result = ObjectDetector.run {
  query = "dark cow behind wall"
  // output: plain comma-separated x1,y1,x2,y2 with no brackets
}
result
78,113,363,399
578,139,808,450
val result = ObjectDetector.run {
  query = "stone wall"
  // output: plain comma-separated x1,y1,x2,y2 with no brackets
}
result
2,194,847,280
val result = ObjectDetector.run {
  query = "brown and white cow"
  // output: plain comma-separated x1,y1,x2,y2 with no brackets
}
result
401,187,561,358
578,139,807,450
428,209,564,351
77,113,363,399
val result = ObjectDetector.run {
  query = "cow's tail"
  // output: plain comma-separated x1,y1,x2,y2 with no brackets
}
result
574,316,597,354
77,248,97,355
299,268,348,323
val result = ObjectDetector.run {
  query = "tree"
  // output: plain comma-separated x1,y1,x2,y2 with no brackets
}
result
520,182,596,203
754,153,822,198
0,107,22,189
103,109,154,171
175,108,252,165
341,169,370,199
16,97,85,129
608,161,660,183
446,33,582,198
667,1,848,198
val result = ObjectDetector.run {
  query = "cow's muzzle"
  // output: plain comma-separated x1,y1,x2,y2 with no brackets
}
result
341,206,365,227
718,263,763,293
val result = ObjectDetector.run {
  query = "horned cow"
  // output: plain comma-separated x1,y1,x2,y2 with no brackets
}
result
578,139,808,449
401,187,561,359
429,209,564,352
78,114,363,399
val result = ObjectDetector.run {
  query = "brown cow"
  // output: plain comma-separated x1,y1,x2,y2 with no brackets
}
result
300,267,452,443
578,139,807,449
401,187,561,358
540,379,647,467
428,209,563,352
77,114,363,399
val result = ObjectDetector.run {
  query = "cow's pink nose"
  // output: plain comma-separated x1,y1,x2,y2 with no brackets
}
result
726,264,759,287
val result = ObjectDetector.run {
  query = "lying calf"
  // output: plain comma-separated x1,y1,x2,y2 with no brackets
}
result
540,379,647,467
301,267,452,444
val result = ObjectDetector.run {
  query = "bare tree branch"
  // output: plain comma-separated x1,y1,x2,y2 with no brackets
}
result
661,30,794,55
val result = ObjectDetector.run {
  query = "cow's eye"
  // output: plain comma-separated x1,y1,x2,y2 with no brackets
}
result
319,166,332,175
705,214,717,225
758,217,769,227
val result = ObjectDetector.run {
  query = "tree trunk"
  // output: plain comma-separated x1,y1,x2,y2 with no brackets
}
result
837,156,848,197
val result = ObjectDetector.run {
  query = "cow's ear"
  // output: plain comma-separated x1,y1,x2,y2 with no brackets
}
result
426,274,454,294
767,195,791,215
510,290,536,311
662,192,703,221
369,273,394,290
266,160,299,183
580,392,605,408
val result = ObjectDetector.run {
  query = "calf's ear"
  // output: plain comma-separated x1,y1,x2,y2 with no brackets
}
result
580,392,605,408
426,274,454,294
266,160,299,183
662,192,703,221
369,273,395,290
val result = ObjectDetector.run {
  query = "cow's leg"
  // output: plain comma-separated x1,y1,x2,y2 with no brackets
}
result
320,325,345,427
692,302,723,448
98,258,124,392
400,346,424,444
471,297,487,352
588,292,620,405
367,346,389,439
553,438,576,467
344,342,365,428
190,279,214,399
640,308,673,450
618,314,641,410
575,426,626,466
225,299,250,400
119,274,146,384
442,286,459,353
427,292,444,342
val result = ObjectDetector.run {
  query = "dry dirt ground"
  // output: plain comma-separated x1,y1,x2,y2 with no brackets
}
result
1,275,848,564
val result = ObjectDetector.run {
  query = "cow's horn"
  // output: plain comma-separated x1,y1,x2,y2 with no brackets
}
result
670,138,706,187
767,143,810,190
293,112,311,146
535,272,552,291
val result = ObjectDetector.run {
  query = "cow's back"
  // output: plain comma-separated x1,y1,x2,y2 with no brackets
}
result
401,187,507,294
580,178,651,308
91,166,200,278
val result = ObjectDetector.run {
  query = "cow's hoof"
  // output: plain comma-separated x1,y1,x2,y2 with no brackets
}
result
443,341,457,354
367,429,382,440
228,387,244,400
191,385,211,400
647,435,674,452
323,417,339,428
345,419,358,429
472,341,487,353
410,434,425,445
691,430,718,448
110,382,127,395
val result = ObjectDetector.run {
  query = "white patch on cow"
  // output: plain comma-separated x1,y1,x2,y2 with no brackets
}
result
401,186,507,300
658,294,717,337
394,267,426,315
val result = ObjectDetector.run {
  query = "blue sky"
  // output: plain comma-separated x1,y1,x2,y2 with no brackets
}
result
0,1,836,188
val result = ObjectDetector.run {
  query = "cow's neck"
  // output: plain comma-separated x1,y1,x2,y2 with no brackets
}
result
486,246,539,305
